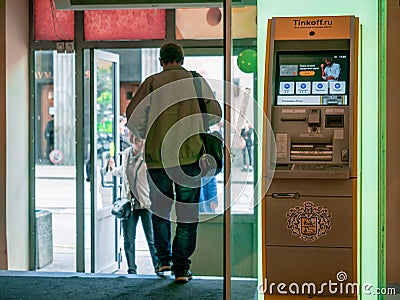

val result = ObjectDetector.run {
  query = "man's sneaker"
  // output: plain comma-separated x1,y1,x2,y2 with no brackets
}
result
155,261,171,273
174,270,193,282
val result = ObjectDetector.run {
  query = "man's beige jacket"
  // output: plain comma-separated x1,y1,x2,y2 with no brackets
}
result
127,66,222,169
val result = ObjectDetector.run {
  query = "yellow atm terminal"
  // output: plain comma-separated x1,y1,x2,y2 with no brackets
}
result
262,16,358,298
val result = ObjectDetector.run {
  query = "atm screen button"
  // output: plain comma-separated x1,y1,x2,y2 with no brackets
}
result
299,71,315,76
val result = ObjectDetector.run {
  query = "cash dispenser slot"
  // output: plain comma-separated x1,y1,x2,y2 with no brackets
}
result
290,144,333,161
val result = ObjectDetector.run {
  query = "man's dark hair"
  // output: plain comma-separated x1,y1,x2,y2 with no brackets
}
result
159,43,184,64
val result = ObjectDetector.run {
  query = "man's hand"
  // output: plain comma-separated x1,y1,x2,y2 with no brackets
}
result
107,158,115,171
210,202,218,210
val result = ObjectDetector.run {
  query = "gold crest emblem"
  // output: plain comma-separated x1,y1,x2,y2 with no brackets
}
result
287,201,332,241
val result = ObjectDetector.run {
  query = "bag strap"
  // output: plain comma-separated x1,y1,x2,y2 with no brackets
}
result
132,155,144,199
135,158,144,181
191,71,210,132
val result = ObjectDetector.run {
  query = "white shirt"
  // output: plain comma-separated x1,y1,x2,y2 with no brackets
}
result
109,147,151,209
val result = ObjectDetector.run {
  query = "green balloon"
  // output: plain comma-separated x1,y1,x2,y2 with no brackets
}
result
237,49,257,73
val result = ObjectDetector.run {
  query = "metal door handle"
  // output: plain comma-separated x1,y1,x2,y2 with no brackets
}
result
272,192,301,200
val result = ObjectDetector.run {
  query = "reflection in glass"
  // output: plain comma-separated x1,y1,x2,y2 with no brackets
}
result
230,37,258,299
96,60,115,209
184,56,255,215
34,51,76,272
176,7,256,40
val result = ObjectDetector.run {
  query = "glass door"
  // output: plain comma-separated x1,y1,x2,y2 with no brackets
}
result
89,49,120,273
34,50,77,272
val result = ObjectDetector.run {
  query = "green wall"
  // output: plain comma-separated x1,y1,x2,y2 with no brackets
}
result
257,1,383,299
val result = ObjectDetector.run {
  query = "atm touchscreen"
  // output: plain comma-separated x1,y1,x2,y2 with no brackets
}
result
275,50,350,106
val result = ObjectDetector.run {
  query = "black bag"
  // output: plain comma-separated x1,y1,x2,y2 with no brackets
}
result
191,71,224,177
198,131,223,177
111,198,132,219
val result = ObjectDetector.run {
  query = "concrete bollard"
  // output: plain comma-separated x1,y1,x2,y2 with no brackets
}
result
35,210,53,269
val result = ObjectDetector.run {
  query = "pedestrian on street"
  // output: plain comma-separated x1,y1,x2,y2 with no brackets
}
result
107,131,158,274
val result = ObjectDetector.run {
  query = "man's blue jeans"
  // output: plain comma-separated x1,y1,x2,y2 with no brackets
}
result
122,208,157,274
148,163,200,272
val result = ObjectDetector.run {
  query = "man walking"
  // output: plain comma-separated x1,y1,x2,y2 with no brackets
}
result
126,43,222,282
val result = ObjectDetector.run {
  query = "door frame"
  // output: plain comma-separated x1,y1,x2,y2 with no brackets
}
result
29,8,258,295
